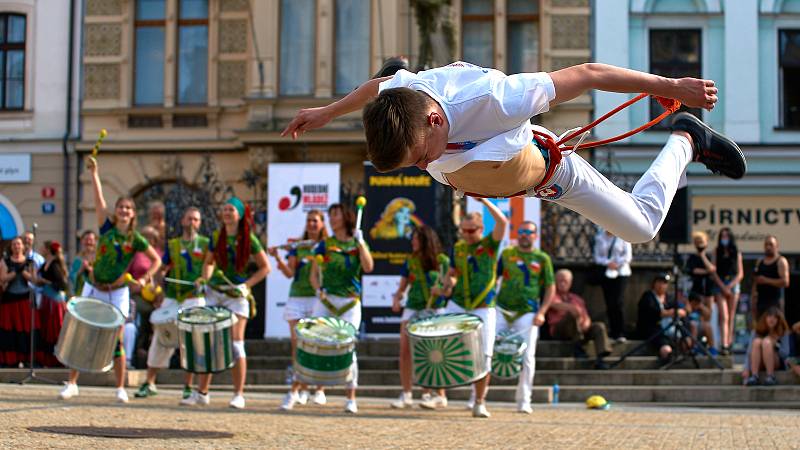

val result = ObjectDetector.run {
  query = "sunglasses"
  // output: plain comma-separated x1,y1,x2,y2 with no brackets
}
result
518,229,537,236
460,228,480,235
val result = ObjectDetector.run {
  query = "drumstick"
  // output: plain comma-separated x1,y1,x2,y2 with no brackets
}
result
267,239,317,252
355,196,367,230
164,277,195,286
91,129,108,158
314,254,324,292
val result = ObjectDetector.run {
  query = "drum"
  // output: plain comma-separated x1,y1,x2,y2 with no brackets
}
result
178,306,235,374
150,303,180,348
294,316,357,386
491,328,528,379
407,313,488,388
55,297,125,372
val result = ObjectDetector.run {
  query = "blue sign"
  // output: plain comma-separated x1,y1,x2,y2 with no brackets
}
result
42,202,56,214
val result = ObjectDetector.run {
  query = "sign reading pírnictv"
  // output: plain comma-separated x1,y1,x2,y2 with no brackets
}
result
0,154,31,183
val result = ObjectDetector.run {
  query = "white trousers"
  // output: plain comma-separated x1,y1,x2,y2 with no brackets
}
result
496,312,538,405
312,294,361,389
538,133,692,243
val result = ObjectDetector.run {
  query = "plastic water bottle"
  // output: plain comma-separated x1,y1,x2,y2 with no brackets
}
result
552,383,560,404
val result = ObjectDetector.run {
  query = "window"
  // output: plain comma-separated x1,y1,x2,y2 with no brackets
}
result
649,29,702,126
334,0,369,94
177,0,208,104
506,0,539,74
134,0,166,105
280,0,315,96
779,29,800,128
0,14,26,110
462,0,494,68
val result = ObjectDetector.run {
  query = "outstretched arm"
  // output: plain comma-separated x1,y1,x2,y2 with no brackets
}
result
281,76,391,139
549,63,718,110
479,198,509,243
86,157,108,228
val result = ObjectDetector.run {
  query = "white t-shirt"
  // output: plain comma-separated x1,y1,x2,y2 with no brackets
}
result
378,61,556,184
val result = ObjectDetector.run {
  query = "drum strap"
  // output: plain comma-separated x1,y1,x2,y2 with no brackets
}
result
456,244,497,311
319,291,359,317
497,306,526,325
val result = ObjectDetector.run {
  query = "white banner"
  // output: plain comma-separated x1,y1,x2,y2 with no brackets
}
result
266,163,340,338
0,154,31,183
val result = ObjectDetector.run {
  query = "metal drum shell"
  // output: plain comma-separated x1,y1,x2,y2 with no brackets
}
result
491,331,528,379
294,317,357,386
55,297,125,373
407,313,488,389
150,304,179,348
177,307,235,374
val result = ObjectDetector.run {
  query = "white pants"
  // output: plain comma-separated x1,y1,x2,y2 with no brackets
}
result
205,287,249,319
537,133,692,243
445,303,496,371
496,312,538,405
147,297,206,369
81,283,130,318
400,307,445,322
312,294,361,389
284,296,317,321
123,322,137,366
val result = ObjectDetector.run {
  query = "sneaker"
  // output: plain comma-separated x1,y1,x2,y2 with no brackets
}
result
182,385,193,400
59,383,79,400
313,390,327,405
372,56,409,78
744,375,760,386
614,336,628,344
391,391,413,409
180,390,210,406
134,383,157,398
472,402,491,418
763,374,778,386
465,390,476,410
671,112,746,179
281,391,298,411
116,388,129,404
419,393,448,410
229,394,246,409
517,401,533,414
344,399,358,414
297,390,309,406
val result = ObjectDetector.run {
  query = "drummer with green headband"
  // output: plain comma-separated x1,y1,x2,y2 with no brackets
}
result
309,203,374,414
184,197,270,410
439,198,508,418
60,156,162,404
495,220,555,414
135,207,209,402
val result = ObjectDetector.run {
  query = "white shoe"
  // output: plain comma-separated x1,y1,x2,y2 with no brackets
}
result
420,393,447,410
116,388,129,404
465,390,476,410
180,390,210,406
344,399,358,414
297,390,309,406
517,401,533,414
229,394,246,409
391,391,413,409
59,383,78,400
281,391,298,411
472,402,491,418
313,390,327,405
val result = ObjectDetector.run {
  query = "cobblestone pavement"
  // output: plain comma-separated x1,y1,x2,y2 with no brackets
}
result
1,384,798,449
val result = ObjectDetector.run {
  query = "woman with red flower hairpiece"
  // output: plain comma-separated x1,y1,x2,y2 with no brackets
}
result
59,156,161,404
185,197,270,410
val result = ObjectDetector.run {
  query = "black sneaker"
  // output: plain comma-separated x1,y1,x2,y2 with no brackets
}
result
670,112,746,179
763,374,778,386
372,56,409,78
593,359,609,370
744,375,760,386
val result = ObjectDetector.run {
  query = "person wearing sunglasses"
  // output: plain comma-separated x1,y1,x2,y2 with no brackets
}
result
438,198,508,418
495,221,555,414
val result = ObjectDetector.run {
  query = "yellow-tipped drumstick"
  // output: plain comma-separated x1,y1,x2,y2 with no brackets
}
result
355,196,367,230
91,129,108,158
123,273,136,284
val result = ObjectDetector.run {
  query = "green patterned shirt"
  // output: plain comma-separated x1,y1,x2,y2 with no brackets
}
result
288,245,316,297
401,253,450,310
451,235,500,309
496,247,554,313
208,230,264,287
93,219,149,284
163,235,209,301
315,237,366,298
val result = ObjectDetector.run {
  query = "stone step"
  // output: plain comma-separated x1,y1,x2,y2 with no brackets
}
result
556,385,800,403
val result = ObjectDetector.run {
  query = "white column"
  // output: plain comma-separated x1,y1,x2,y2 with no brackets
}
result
724,0,760,143
592,0,630,140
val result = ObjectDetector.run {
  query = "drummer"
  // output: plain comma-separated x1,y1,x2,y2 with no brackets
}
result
185,197,270,410
495,221,555,414
59,156,161,403
270,210,328,410
390,225,449,410
439,198,507,418
135,207,208,401
309,203,374,414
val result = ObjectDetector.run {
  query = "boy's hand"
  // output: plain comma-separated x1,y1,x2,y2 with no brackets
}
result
282,107,333,139
673,78,718,111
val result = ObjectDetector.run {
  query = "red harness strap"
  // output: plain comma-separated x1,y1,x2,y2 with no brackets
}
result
456,94,682,199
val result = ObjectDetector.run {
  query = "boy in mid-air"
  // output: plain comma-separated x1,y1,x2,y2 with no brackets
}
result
282,61,745,244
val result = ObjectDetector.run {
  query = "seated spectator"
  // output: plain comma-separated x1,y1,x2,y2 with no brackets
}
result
745,307,790,386
686,292,715,354
546,269,612,369
634,272,687,361
788,321,800,379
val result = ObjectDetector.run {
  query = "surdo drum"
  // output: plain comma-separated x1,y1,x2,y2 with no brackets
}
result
491,328,527,379
294,317,357,386
150,303,180,348
178,306,235,374
55,297,125,372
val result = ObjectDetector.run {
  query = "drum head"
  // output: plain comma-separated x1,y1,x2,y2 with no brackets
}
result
178,306,231,324
67,297,124,329
296,317,357,345
494,328,527,355
407,313,482,338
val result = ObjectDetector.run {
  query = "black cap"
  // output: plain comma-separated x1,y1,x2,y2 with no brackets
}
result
654,272,672,282
373,56,409,78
